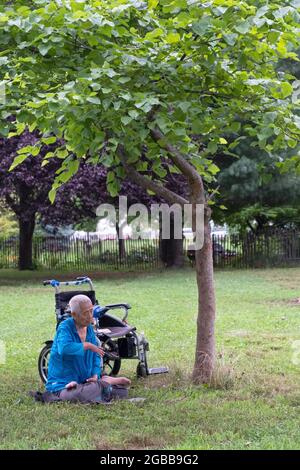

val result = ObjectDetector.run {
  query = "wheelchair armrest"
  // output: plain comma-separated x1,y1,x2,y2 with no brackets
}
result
105,303,131,310
104,303,131,322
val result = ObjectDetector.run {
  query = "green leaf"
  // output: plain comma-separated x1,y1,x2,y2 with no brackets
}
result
207,163,220,175
38,44,52,56
27,100,46,109
178,102,190,113
9,154,29,171
57,160,79,184
230,122,241,133
42,136,57,145
137,161,148,172
107,180,119,197
165,32,180,44
154,166,167,178
48,188,57,204
144,28,164,41
235,20,251,34
90,83,101,91
31,146,40,156
107,171,115,183
270,82,294,99
118,76,131,84
121,115,133,125
57,149,69,159
44,152,55,159
207,141,218,154
256,5,269,18
264,112,277,124
113,101,121,110
287,139,298,148
16,122,26,135
257,127,274,141
191,17,211,36
223,34,238,46
17,145,36,155
115,166,125,178
149,0,159,8
128,110,139,119
86,96,101,104
192,120,202,133
273,7,293,19
281,82,293,98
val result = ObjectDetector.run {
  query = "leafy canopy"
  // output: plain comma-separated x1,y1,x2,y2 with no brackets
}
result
0,0,299,200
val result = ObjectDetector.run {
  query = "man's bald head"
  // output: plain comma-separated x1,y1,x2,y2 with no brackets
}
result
69,295,93,327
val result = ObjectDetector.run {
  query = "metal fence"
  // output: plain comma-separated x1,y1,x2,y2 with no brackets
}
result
210,229,300,268
1,229,300,271
0,236,162,271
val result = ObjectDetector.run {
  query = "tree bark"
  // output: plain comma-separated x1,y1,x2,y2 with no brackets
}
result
159,213,184,268
192,208,216,383
18,215,35,270
116,221,126,261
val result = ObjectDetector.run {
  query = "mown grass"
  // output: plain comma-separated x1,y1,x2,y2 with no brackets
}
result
0,267,300,450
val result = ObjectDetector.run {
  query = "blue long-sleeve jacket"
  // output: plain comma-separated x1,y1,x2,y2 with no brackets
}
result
46,317,101,392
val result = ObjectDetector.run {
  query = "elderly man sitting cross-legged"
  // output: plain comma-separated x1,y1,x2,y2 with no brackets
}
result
39,294,131,404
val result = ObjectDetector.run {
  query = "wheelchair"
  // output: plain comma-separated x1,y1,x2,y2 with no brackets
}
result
38,276,168,383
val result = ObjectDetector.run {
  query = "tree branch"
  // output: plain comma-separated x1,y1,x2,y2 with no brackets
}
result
149,127,205,203
117,146,189,207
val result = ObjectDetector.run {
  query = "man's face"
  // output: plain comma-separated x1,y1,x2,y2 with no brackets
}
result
74,300,93,327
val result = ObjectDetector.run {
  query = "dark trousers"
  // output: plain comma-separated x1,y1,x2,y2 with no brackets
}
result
42,379,128,404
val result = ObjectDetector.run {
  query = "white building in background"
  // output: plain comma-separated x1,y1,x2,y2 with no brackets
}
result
210,221,228,239
96,218,159,240
96,219,132,240
70,230,102,242
70,220,227,242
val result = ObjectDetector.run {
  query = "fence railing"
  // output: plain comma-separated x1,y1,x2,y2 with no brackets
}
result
1,229,300,271
210,229,300,268
0,236,162,271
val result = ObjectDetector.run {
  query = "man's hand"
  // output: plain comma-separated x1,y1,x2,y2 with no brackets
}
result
85,375,98,383
65,381,78,389
83,342,105,357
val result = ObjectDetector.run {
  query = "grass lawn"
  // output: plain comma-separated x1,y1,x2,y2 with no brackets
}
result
0,267,300,450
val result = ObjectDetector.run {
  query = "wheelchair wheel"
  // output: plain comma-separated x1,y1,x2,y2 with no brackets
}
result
38,342,52,384
102,339,121,376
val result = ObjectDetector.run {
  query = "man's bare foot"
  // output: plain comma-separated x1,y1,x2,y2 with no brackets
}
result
102,376,131,387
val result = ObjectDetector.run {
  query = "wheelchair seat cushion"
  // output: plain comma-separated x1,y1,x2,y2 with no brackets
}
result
98,325,135,338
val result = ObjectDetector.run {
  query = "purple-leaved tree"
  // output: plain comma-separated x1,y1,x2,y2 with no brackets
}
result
0,130,186,269
0,130,156,269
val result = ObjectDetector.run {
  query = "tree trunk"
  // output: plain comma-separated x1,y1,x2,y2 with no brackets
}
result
116,222,126,261
159,213,184,267
192,209,216,383
19,215,35,270
172,238,184,267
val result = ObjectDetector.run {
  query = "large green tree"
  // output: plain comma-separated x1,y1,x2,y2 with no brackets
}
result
1,0,299,382
213,139,300,232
